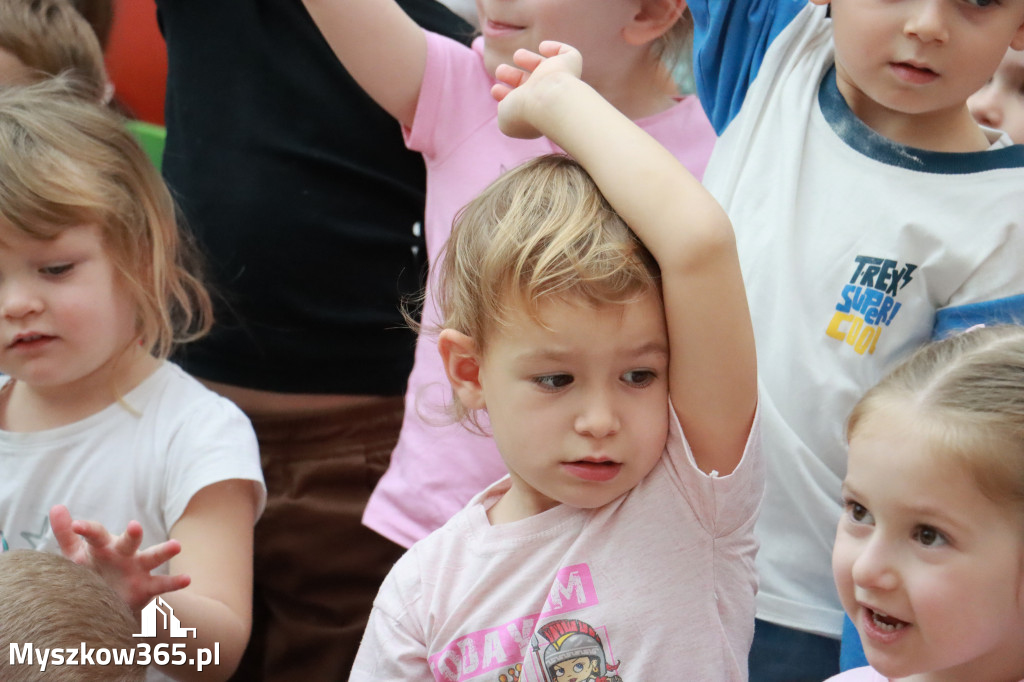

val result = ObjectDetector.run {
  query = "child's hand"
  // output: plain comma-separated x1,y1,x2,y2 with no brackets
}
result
49,504,191,613
492,41,583,139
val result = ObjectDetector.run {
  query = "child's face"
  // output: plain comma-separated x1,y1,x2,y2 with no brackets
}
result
968,47,1024,143
476,291,669,520
833,407,1024,681
474,0,642,78
0,223,140,394
817,0,1024,132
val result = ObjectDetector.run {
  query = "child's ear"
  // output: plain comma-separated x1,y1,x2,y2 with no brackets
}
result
438,329,487,411
624,0,684,47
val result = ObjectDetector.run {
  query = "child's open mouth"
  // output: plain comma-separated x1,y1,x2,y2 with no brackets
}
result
562,459,622,482
865,607,910,636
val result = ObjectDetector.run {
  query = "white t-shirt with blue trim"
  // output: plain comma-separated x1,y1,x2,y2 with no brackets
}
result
692,1,1024,638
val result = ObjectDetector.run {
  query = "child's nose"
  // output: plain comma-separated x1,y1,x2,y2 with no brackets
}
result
0,281,43,319
851,536,900,593
968,85,1003,129
904,0,950,43
574,391,621,438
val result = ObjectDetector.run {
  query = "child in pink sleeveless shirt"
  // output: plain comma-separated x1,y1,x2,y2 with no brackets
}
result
302,0,716,546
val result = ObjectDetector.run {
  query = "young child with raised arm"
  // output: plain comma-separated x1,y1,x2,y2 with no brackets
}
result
0,79,265,680
350,41,761,682
300,0,717,549
688,2,1024,678
969,46,1024,143
825,324,1024,682
0,550,145,681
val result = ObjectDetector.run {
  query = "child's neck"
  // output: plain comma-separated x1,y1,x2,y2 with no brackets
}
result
486,477,561,525
837,76,991,153
0,347,161,432
592,58,680,121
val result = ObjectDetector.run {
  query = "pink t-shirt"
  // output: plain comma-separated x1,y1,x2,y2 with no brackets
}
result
828,668,1024,682
363,31,718,547
352,404,763,681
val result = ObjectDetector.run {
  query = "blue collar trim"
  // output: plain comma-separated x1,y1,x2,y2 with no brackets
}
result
818,65,1024,173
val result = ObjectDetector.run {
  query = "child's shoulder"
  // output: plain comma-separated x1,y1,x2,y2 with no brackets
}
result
154,362,250,416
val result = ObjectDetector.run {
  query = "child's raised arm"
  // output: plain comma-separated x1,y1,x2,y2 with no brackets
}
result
494,42,756,476
301,0,427,127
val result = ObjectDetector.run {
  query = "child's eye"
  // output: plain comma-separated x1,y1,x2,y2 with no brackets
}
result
40,263,74,277
622,369,656,387
845,500,874,524
534,374,573,391
964,0,996,7
912,525,948,547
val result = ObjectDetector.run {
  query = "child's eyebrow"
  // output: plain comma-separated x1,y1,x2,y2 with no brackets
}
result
515,341,669,364
627,340,670,358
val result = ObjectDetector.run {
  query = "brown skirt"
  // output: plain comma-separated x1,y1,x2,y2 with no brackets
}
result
229,396,407,681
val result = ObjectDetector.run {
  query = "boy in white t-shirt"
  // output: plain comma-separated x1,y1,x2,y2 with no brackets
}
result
690,1,1024,677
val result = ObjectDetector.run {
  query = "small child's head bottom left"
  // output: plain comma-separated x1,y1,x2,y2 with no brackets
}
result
435,155,671,521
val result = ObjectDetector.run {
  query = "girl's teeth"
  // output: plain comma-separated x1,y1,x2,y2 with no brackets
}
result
872,610,906,631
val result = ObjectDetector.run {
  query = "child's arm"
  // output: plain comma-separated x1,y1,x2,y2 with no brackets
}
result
494,42,757,476
52,480,258,681
689,0,807,133
301,0,427,127
157,479,257,681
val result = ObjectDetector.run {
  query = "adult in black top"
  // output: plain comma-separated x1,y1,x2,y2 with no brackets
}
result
156,1,473,678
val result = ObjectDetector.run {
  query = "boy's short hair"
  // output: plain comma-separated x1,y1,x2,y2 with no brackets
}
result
0,0,108,101
0,550,146,681
436,154,660,351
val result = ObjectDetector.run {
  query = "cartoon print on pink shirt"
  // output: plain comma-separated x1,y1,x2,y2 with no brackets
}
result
530,619,622,682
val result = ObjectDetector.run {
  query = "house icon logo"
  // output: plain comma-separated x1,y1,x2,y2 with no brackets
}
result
133,596,197,639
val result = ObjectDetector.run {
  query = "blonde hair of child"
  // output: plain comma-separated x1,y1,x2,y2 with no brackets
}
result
0,78,213,359
654,6,693,70
432,154,661,423
847,324,1024,511
0,550,146,681
0,0,108,101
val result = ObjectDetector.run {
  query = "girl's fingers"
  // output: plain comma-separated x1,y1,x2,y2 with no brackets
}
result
49,505,82,557
494,63,527,88
112,521,144,555
491,82,512,101
137,539,183,572
74,520,113,548
511,47,544,71
150,573,191,596
538,40,570,57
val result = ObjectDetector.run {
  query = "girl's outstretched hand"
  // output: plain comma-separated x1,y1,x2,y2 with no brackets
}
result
492,41,583,139
49,504,191,613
